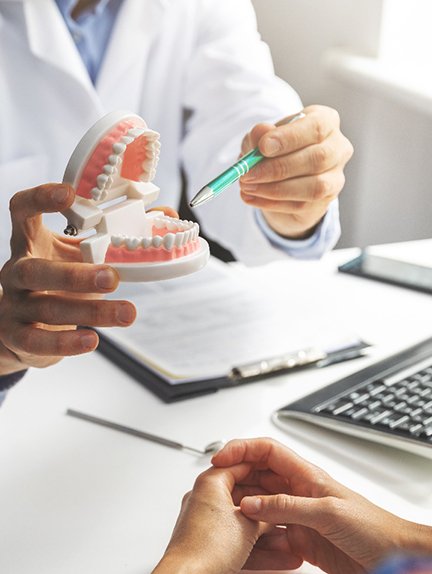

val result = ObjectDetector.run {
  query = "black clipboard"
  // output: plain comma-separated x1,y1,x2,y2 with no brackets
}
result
96,330,370,403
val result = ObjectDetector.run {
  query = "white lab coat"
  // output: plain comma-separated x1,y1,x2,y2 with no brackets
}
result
0,0,303,266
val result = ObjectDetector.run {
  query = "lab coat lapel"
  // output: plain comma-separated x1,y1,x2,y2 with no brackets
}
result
22,0,99,103
96,0,167,109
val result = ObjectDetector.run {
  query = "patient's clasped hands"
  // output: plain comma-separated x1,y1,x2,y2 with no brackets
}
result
153,438,432,574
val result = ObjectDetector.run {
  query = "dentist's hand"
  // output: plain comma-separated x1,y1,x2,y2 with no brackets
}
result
240,105,353,239
212,438,432,574
0,183,136,375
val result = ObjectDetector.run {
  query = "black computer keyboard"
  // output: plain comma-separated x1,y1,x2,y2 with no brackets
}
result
274,337,432,459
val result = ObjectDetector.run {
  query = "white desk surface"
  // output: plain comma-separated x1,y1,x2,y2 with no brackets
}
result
1,247,432,574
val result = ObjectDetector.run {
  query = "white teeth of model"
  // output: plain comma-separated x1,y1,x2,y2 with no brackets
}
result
111,235,124,247
145,143,155,152
92,187,108,201
91,187,102,201
113,142,126,154
174,233,183,247
121,136,134,145
128,128,144,138
167,220,178,232
141,237,152,249
142,159,154,171
109,154,120,165
149,169,157,180
103,164,115,175
126,237,141,250
154,218,166,229
144,129,159,141
194,222,200,235
97,174,109,189
163,233,175,250
152,236,163,248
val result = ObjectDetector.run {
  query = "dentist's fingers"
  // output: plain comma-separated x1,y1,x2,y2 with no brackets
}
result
240,170,345,204
149,206,179,219
4,258,120,294
9,184,74,251
14,294,136,328
241,131,347,184
257,105,337,158
5,325,100,358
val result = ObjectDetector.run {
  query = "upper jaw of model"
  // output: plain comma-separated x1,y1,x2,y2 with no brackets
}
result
62,113,200,266
91,126,160,202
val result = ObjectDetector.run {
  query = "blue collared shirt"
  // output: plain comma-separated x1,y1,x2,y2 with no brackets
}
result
54,0,340,258
54,0,122,83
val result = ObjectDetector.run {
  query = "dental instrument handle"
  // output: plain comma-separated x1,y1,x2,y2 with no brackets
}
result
66,409,204,454
189,111,304,208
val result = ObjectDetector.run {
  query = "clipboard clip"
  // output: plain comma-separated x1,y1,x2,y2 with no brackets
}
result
229,340,370,383
229,347,327,382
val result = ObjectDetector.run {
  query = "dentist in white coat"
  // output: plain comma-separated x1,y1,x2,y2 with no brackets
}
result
0,0,353,386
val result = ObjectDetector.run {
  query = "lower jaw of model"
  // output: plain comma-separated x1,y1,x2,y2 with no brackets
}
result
105,217,200,263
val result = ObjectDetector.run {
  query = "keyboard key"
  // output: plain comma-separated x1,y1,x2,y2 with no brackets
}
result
406,380,419,391
367,382,387,396
332,402,354,416
369,410,392,425
388,415,410,429
350,407,369,420
368,400,382,410
409,423,424,435
352,393,370,405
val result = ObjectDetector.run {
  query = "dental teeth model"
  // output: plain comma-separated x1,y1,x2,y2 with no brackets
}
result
62,110,209,281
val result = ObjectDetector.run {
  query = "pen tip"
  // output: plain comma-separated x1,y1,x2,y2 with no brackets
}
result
190,186,214,208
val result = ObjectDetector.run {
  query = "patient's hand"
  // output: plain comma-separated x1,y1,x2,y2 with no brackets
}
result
151,462,293,574
212,438,432,574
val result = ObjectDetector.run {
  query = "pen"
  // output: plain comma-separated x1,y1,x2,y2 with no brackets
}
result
189,111,305,208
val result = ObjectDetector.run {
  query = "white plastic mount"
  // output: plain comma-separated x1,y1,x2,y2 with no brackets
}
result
62,110,210,282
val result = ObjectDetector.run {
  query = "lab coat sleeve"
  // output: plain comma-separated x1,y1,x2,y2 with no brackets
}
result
180,0,340,265
0,370,28,407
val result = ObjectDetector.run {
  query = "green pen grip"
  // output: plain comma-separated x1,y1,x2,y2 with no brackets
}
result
207,147,264,196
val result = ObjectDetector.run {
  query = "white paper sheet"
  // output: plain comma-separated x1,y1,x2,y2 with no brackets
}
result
101,257,361,384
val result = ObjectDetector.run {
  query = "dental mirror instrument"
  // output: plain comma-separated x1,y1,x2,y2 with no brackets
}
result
66,408,225,456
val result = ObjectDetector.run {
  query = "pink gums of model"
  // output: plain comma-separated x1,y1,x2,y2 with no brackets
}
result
62,111,208,281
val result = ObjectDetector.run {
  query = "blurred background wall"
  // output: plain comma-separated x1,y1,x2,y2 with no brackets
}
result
252,0,432,248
